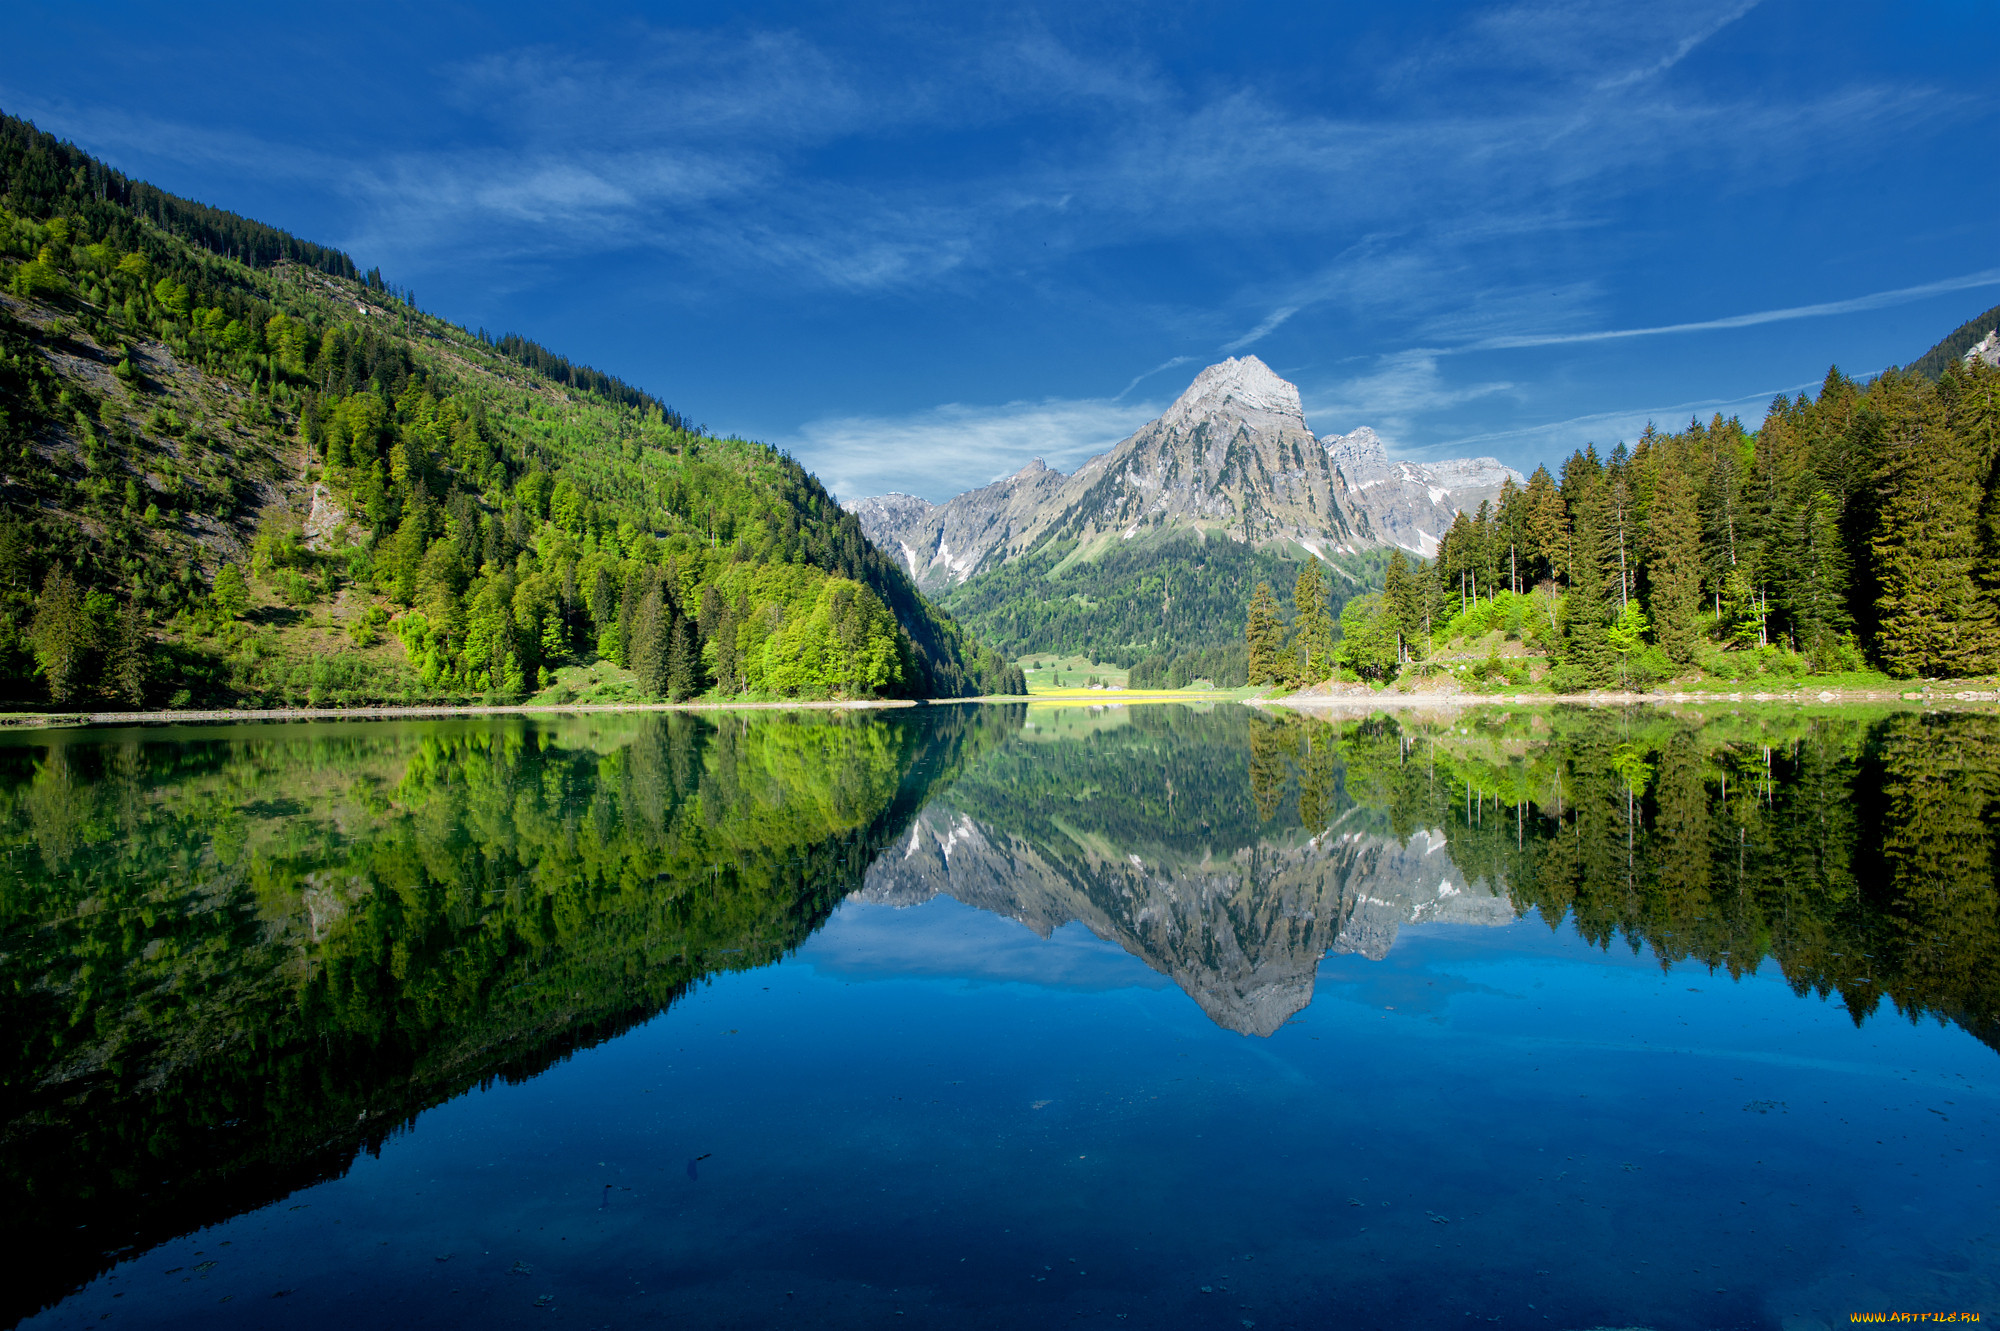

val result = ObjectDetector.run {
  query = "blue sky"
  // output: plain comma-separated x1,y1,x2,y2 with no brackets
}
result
6,2,1996,502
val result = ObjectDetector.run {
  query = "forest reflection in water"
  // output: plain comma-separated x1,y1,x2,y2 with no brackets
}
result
0,700,1996,1326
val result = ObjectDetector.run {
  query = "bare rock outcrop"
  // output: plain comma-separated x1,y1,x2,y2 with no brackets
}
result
846,357,1523,588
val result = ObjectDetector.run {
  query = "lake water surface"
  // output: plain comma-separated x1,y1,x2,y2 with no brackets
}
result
1,702,1994,1329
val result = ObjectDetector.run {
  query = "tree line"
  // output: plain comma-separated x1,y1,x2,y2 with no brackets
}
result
1248,356,2000,688
0,121,1024,707
1248,705,1999,1052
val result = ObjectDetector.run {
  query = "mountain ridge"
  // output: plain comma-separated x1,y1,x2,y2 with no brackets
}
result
847,356,1522,594
0,109,1024,707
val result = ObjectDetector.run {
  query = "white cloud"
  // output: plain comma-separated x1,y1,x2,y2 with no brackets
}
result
1463,268,2000,351
1221,305,1299,353
1303,353,1514,444
790,394,1159,504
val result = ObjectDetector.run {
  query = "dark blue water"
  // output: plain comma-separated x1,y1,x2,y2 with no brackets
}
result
4,704,1996,1328
26,900,1992,1329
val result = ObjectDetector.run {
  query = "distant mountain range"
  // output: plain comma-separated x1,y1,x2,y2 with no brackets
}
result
847,356,1520,594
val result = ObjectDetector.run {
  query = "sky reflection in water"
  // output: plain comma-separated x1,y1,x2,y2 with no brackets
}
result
1,702,1994,1329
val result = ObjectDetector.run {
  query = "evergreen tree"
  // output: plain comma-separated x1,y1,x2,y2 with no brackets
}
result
1494,475,1528,594
28,566,93,705
1523,464,1568,585
1871,368,1999,676
1773,481,1853,669
1645,454,1704,666
105,599,149,707
1291,562,1334,684
1244,581,1286,685
667,615,701,702
629,572,671,696
1558,482,1616,686
1383,549,1422,663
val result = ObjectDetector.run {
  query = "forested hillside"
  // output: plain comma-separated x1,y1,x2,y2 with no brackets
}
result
939,526,1393,687
1908,302,2000,380
1252,355,2000,690
0,111,1023,710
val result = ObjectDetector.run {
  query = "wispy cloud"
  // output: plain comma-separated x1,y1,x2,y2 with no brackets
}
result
1464,268,2000,351
792,395,1158,504
1116,355,1193,400
1594,0,1763,90
1221,306,1299,353
1304,353,1515,445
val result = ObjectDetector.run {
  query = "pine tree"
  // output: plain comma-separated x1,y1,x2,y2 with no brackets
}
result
1291,562,1334,684
1872,368,1999,677
1523,465,1567,585
105,598,149,706
1558,480,1615,686
667,614,702,701
28,566,93,705
629,572,671,696
1244,581,1286,685
1645,454,1704,666
1777,481,1853,669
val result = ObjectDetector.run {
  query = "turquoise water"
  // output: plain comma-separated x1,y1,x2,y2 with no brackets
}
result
1,704,1994,1327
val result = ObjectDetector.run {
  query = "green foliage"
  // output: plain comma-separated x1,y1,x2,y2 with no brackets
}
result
942,528,1391,667
1257,354,2000,688
1291,561,1334,684
1243,580,1287,685
26,565,91,703
1335,591,1399,682
0,705,1011,1316
1129,641,1248,688
0,112,1016,707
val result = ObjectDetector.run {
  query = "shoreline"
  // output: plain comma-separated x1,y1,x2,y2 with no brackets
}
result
0,696,1022,729
1264,685,1997,708
3,684,1995,729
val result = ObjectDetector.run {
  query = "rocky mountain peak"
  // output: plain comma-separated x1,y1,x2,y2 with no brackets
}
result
1159,355,1306,432
1323,427,1391,483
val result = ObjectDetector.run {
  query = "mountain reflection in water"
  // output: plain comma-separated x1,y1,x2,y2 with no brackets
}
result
0,701,1995,1326
861,704,2000,1051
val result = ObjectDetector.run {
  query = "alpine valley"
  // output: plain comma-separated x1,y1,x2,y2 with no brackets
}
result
847,355,1519,678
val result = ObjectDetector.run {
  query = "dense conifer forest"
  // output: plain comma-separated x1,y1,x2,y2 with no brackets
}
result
939,528,1394,688
1249,356,2000,691
0,111,1024,709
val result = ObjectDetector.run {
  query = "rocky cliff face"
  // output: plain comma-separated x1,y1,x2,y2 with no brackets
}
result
842,459,1067,588
1322,427,1519,557
847,357,1521,590
855,806,1513,1036
1966,329,2000,369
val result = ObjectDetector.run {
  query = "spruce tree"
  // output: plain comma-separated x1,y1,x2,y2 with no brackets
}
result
1778,482,1853,669
1495,475,1528,593
1872,368,1998,676
667,615,702,701
1291,562,1334,683
105,599,149,706
629,573,671,696
1523,465,1567,585
1558,480,1615,685
28,566,93,705
1244,581,1286,685
1646,455,1704,666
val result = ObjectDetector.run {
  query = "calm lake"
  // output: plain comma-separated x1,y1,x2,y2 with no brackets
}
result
1,702,1994,1329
